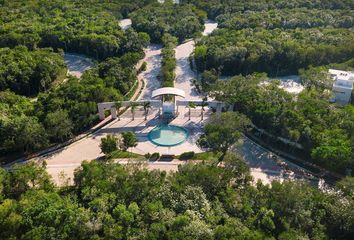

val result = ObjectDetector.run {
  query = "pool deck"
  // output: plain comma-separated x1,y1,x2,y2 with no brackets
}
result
31,106,319,187
31,108,206,184
33,106,207,167
111,106,207,155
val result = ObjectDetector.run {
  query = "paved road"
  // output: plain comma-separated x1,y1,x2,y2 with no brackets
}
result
175,41,201,100
10,20,321,187
173,21,322,186
236,138,321,185
137,44,162,100
174,21,218,100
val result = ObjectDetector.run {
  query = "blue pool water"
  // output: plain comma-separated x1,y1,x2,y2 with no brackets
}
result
148,125,188,147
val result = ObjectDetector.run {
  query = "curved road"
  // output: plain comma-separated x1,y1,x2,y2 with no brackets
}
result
172,22,323,186
10,20,323,187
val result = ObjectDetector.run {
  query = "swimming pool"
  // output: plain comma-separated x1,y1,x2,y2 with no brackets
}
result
148,125,188,147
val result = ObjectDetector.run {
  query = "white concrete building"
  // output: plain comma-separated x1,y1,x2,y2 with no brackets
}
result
330,69,354,104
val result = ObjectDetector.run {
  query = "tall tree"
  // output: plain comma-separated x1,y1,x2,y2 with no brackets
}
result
311,129,352,172
143,101,151,121
44,110,73,142
1,115,48,153
130,102,139,121
200,112,250,161
115,101,123,121
121,131,138,152
100,135,118,155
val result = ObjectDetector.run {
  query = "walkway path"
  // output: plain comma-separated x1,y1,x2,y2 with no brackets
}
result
8,20,322,187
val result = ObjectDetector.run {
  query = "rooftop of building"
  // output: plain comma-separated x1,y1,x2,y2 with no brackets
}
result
329,69,354,82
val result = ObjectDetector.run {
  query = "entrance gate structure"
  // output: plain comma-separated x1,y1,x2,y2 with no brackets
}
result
97,87,225,120
151,87,185,119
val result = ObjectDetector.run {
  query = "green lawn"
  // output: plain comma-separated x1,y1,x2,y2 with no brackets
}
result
107,150,143,159
178,151,220,161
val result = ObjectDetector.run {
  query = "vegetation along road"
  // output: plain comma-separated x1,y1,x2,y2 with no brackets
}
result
0,1,353,239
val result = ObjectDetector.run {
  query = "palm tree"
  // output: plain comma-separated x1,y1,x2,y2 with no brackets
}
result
289,129,300,153
143,101,151,121
201,97,208,121
130,102,139,121
114,101,122,121
188,102,196,120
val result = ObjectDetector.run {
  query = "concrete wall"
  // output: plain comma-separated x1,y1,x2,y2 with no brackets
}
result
332,85,352,104
176,100,225,111
97,100,161,120
97,100,225,120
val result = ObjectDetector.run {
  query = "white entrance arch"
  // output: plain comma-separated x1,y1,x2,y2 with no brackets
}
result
151,87,186,118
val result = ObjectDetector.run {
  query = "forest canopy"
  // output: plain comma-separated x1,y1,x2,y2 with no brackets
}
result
194,27,354,76
130,2,205,42
0,1,353,238
0,0,151,59
0,160,353,239
180,0,354,19
0,46,66,96
216,9,354,30
0,0,152,158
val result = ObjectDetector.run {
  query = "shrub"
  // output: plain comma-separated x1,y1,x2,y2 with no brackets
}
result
144,153,151,159
121,131,138,151
150,152,160,161
107,150,142,159
179,151,195,160
160,33,177,87
139,61,147,72
100,135,118,154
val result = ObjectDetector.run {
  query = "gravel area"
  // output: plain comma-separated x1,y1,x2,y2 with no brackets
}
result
119,18,132,30
269,75,304,94
64,53,93,78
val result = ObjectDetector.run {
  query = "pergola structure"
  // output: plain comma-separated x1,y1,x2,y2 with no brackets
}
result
151,87,185,118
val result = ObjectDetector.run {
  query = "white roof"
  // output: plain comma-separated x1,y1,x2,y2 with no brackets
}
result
151,87,185,98
329,69,354,81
